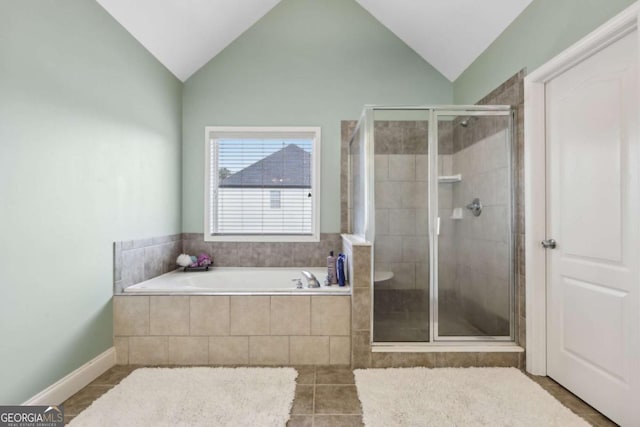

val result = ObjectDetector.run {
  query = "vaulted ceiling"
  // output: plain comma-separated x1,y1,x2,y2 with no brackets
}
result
96,0,533,82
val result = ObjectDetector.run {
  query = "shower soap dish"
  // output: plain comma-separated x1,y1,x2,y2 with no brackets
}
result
178,253,213,272
183,265,211,272
438,174,462,183
451,207,464,220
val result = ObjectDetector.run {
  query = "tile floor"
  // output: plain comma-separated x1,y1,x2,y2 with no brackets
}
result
374,312,487,342
62,365,617,426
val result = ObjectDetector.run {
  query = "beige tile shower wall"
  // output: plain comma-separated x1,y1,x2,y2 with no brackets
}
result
374,153,426,290
437,155,457,303
349,125,366,237
374,153,452,291
369,120,453,293
113,295,351,366
451,129,511,333
340,119,454,234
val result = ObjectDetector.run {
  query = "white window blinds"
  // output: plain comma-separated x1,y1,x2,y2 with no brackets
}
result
209,136,315,236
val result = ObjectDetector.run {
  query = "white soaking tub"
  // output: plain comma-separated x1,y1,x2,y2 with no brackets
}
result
124,267,350,295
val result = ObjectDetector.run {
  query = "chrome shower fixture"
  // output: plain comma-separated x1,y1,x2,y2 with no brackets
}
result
459,116,477,127
466,198,482,216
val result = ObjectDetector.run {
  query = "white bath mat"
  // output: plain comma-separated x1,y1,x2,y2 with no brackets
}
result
354,367,589,427
69,367,297,427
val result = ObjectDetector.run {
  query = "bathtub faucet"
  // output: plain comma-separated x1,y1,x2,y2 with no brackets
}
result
301,270,321,288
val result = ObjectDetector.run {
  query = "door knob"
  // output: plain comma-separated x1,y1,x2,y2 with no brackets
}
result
541,239,557,249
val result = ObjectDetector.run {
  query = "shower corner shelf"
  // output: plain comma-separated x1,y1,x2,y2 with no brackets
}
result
438,174,462,183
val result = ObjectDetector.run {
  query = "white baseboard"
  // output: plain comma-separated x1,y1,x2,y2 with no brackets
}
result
23,347,115,406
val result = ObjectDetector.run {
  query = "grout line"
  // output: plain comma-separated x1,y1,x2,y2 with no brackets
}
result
228,296,232,337
146,296,151,336
311,366,316,427
287,335,290,365
313,413,363,416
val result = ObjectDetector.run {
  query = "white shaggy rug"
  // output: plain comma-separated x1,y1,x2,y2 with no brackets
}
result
69,367,297,427
354,367,590,427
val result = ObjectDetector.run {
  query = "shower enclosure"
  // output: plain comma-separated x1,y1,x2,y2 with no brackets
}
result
348,106,515,345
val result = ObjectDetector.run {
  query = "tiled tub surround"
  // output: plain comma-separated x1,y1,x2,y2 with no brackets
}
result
113,234,182,294
123,267,347,294
113,294,351,366
114,233,343,294
113,233,352,365
183,233,343,268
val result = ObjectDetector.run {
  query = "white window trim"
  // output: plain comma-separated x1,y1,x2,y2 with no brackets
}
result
203,126,321,242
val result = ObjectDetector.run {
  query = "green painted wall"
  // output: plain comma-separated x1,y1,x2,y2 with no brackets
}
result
454,0,636,104
0,0,182,404
182,0,452,233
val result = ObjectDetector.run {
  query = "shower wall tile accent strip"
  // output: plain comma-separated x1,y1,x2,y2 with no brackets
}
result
370,121,454,155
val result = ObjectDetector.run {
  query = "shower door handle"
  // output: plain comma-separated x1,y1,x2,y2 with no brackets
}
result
436,217,441,236
541,239,557,249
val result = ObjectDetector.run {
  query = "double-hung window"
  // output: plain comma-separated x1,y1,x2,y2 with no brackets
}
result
205,127,321,242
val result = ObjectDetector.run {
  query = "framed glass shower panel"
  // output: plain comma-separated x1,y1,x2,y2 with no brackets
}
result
371,108,430,342
432,110,515,341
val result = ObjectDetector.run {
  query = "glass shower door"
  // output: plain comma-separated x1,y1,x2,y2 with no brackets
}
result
434,111,514,340
371,109,430,342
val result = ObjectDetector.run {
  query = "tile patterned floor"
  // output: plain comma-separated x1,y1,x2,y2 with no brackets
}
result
62,365,617,426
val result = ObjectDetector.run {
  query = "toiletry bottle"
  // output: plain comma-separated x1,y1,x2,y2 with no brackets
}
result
327,251,338,285
337,253,346,287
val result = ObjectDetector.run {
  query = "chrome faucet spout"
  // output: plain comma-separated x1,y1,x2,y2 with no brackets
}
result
301,270,321,288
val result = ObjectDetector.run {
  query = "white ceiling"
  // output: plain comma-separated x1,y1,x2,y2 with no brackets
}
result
356,0,533,81
96,0,281,81
96,0,533,82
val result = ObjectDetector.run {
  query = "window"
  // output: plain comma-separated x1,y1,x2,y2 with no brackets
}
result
205,127,321,242
270,190,281,209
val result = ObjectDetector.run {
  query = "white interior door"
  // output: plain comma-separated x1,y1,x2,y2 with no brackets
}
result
545,30,640,426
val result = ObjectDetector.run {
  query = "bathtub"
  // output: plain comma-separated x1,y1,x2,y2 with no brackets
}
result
124,267,350,295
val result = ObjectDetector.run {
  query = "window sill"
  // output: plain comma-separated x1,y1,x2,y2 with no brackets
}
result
204,233,320,243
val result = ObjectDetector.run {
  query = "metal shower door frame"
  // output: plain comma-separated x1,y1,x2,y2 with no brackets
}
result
430,107,515,343
364,105,516,346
